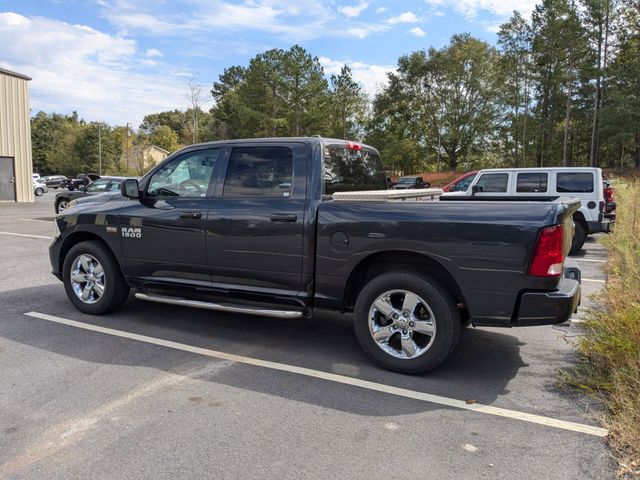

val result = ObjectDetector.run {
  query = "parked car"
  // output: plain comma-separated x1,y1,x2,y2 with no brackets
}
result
43,175,68,189
61,173,101,191
33,180,48,197
394,175,431,189
32,173,41,181
54,176,123,213
441,171,478,192
50,137,581,374
441,167,613,254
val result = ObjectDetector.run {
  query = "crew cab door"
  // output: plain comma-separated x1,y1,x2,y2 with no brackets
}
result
472,172,511,195
120,148,223,286
206,142,307,298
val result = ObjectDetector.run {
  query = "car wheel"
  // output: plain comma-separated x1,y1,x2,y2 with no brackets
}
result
63,241,130,315
569,221,587,256
35,188,44,197
56,199,70,213
353,271,461,374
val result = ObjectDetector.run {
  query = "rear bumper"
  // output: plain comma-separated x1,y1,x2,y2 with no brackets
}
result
514,277,581,326
587,220,613,234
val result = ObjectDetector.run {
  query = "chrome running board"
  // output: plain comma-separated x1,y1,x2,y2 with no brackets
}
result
134,292,304,319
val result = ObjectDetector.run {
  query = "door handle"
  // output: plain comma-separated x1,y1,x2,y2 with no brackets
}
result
270,213,297,222
179,211,202,219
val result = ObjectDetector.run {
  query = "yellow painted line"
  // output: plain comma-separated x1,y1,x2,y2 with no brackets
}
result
0,231,52,240
24,311,609,438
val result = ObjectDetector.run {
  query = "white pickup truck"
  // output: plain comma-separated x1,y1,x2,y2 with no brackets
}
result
442,167,613,254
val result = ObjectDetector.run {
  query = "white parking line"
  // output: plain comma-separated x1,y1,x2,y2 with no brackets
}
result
582,278,606,283
0,231,52,240
25,311,608,438
19,218,53,223
575,258,606,263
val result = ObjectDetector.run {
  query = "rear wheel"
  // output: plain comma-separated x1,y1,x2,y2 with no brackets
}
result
63,241,129,314
569,221,587,255
35,188,44,197
353,271,461,374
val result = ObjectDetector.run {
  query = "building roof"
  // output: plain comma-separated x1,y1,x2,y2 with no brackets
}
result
144,144,170,154
0,67,32,81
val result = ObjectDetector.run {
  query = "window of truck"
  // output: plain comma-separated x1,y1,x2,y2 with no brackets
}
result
556,172,594,193
474,173,509,193
323,144,387,194
223,146,293,198
517,173,548,193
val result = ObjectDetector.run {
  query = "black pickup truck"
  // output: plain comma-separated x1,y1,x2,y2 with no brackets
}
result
50,137,580,373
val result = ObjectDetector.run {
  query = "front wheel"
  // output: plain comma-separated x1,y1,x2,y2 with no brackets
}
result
35,188,44,197
56,199,69,213
63,241,130,314
353,272,461,374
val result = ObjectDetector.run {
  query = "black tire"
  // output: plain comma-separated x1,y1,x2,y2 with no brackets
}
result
56,199,68,214
62,240,129,315
569,221,587,255
353,271,461,374
35,188,44,197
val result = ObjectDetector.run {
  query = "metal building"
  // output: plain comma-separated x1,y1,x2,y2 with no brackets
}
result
0,67,34,202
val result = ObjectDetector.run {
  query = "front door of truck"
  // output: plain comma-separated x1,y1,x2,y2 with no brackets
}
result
206,143,307,298
120,148,223,286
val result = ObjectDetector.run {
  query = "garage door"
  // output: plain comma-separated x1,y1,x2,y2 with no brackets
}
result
0,157,16,201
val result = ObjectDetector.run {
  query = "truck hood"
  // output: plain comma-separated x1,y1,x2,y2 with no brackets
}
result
71,192,122,209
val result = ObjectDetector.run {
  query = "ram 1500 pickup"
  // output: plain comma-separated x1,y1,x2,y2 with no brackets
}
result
50,137,581,373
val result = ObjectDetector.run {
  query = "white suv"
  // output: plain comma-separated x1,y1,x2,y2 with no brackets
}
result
442,167,613,254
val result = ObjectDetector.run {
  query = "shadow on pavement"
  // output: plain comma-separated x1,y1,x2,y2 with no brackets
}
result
1,284,527,417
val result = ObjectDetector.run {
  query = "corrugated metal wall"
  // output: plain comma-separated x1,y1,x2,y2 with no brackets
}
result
0,72,34,202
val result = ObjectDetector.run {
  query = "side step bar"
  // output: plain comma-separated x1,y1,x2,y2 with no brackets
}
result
134,292,305,319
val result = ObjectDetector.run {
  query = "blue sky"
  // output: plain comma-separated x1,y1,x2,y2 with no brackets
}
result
0,0,537,127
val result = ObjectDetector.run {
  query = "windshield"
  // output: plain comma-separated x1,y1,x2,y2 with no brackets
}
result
397,177,416,184
323,144,387,194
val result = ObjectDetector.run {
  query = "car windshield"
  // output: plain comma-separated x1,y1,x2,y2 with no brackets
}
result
397,177,416,184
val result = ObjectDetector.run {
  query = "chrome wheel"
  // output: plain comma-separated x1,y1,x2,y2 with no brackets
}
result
70,254,105,304
368,289,436,360
57,200,69,212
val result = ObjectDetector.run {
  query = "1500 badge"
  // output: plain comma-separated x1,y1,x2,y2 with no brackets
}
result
122,227,142,238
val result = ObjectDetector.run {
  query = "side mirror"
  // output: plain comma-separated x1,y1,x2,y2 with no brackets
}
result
121,178,140,199
471,185,483,195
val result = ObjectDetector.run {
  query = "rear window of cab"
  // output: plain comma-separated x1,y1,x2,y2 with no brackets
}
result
556,172,594,193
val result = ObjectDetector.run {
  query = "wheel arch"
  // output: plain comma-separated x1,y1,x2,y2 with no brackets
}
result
58,232,124,279
342,250,467,316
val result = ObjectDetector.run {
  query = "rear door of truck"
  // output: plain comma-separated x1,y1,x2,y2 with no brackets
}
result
205,141,308,297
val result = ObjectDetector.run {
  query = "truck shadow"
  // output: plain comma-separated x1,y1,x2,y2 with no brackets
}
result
2,284,527,417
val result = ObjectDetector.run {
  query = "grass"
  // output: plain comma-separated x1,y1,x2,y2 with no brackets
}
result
567,178,640,477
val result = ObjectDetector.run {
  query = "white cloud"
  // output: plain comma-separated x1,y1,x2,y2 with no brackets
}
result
319,56,395,97
0,12,189,126
376,6,387,13
99,0,383,41
409,27,426,37
386,11,419,25
424,0,538,19
145,48,162,57
339,1,369,18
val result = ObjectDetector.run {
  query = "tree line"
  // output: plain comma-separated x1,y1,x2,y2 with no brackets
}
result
32,0,640,177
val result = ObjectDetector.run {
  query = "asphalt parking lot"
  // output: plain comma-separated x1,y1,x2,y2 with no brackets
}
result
0,192,616,479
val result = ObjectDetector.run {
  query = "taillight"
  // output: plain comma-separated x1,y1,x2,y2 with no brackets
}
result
346,141,362,151
529,225,564,277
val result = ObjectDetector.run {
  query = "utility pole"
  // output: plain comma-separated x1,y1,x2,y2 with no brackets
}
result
126,123,131,170
91,122,103,175
98,123,102,175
